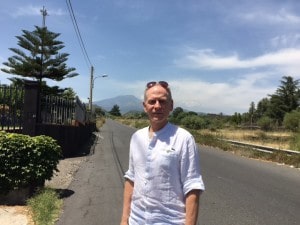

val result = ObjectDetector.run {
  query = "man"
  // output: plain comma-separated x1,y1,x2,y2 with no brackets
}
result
120,81,205,225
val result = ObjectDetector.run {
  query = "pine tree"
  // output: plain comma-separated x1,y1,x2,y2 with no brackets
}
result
248,101,256,125
268,76,300,123
109,104,122,117
1,26,78,83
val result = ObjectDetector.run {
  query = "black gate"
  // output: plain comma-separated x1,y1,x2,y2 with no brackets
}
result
0,85,24,132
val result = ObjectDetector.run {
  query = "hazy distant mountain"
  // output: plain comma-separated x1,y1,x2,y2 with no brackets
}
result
94,95,143,114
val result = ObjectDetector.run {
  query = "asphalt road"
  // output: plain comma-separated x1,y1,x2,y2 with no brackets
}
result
56,119,300,225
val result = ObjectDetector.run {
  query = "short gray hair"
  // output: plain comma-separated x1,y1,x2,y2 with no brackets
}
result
144,83,173,101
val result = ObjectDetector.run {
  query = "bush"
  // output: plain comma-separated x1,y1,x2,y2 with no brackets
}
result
283,110,300,132
0,132,61,193
181,115,208,130
257,116,273,131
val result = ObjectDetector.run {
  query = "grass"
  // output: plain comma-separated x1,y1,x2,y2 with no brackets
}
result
27,188,62,225
194,129,300,168
201,128,293,150
96,116,106,129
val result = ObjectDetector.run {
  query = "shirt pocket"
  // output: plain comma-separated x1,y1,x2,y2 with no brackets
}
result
157,148,179,168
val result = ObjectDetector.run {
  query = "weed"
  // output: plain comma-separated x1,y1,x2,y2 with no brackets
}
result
27,188,62,225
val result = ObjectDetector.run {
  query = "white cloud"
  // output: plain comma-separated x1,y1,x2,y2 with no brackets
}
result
168,75,275,114
175,47,300,71
238,8,300,25
11,5,41,18
11,5,66,18
47,8,66,17
173,47,300,112
270,34,300,48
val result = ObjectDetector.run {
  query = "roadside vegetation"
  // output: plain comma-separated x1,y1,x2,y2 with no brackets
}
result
116,116,300,168
201,129,292,150
0,132,62,225
96,116,106,129
27,188,62,225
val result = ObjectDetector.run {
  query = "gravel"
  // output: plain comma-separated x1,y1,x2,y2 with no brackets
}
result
45,156,86,189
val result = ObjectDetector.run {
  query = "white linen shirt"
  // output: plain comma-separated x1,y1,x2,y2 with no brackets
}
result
124,123,205,225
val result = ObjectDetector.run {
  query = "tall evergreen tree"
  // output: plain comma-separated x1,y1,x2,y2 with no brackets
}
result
277,76,300,111
1,26,78,83
256,98,270,119
248,101,256,125
109,104,122,117
231,112,242,125
268,76,300,123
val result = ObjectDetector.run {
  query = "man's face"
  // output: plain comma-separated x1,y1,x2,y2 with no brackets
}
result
143,85,173,128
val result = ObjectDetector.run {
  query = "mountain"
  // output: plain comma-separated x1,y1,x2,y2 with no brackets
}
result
94,95,143,114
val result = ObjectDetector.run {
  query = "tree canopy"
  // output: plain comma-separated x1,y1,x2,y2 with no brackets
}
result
110,104,122,117
1,26,78,83
232,75,300,127
268,76,300,123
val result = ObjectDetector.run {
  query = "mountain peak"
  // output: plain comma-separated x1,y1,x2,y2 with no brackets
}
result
94,95,143,114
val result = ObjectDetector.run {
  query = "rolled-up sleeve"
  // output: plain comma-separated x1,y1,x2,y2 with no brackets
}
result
124,169,134,182
181,136,205,195
124,138,135,182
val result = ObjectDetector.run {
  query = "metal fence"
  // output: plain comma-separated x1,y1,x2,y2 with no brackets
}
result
40,95,88,125
0,83,89,131
74,96,88,124
41,95,76,125
0,85,24,131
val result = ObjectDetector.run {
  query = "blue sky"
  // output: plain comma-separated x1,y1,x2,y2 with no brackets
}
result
1,0,300,114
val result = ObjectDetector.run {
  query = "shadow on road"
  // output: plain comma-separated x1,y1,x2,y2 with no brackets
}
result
56,189,75,199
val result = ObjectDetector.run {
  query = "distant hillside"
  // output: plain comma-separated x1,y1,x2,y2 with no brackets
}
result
94,95,143,114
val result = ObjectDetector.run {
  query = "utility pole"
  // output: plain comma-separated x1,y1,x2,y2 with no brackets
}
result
40,6,48,27
36,6,48,123
89,66,108,114
89,66,94,112
39,6,48,83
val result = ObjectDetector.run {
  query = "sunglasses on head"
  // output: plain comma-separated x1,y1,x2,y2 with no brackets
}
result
146,81,169,89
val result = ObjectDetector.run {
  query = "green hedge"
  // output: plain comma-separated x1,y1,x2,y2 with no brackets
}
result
0,132,62,193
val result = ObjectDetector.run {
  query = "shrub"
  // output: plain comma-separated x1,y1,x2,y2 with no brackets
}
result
181,115,207,130
257,116,273,131
0,132,61,193
283,110,300,132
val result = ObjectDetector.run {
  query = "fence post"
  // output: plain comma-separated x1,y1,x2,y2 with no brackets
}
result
22,81,39,136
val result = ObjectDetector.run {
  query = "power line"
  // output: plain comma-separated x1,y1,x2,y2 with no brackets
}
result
66,0,92,68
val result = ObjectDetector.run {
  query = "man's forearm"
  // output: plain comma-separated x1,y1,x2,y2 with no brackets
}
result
120,179,134,225
185,190,201,225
